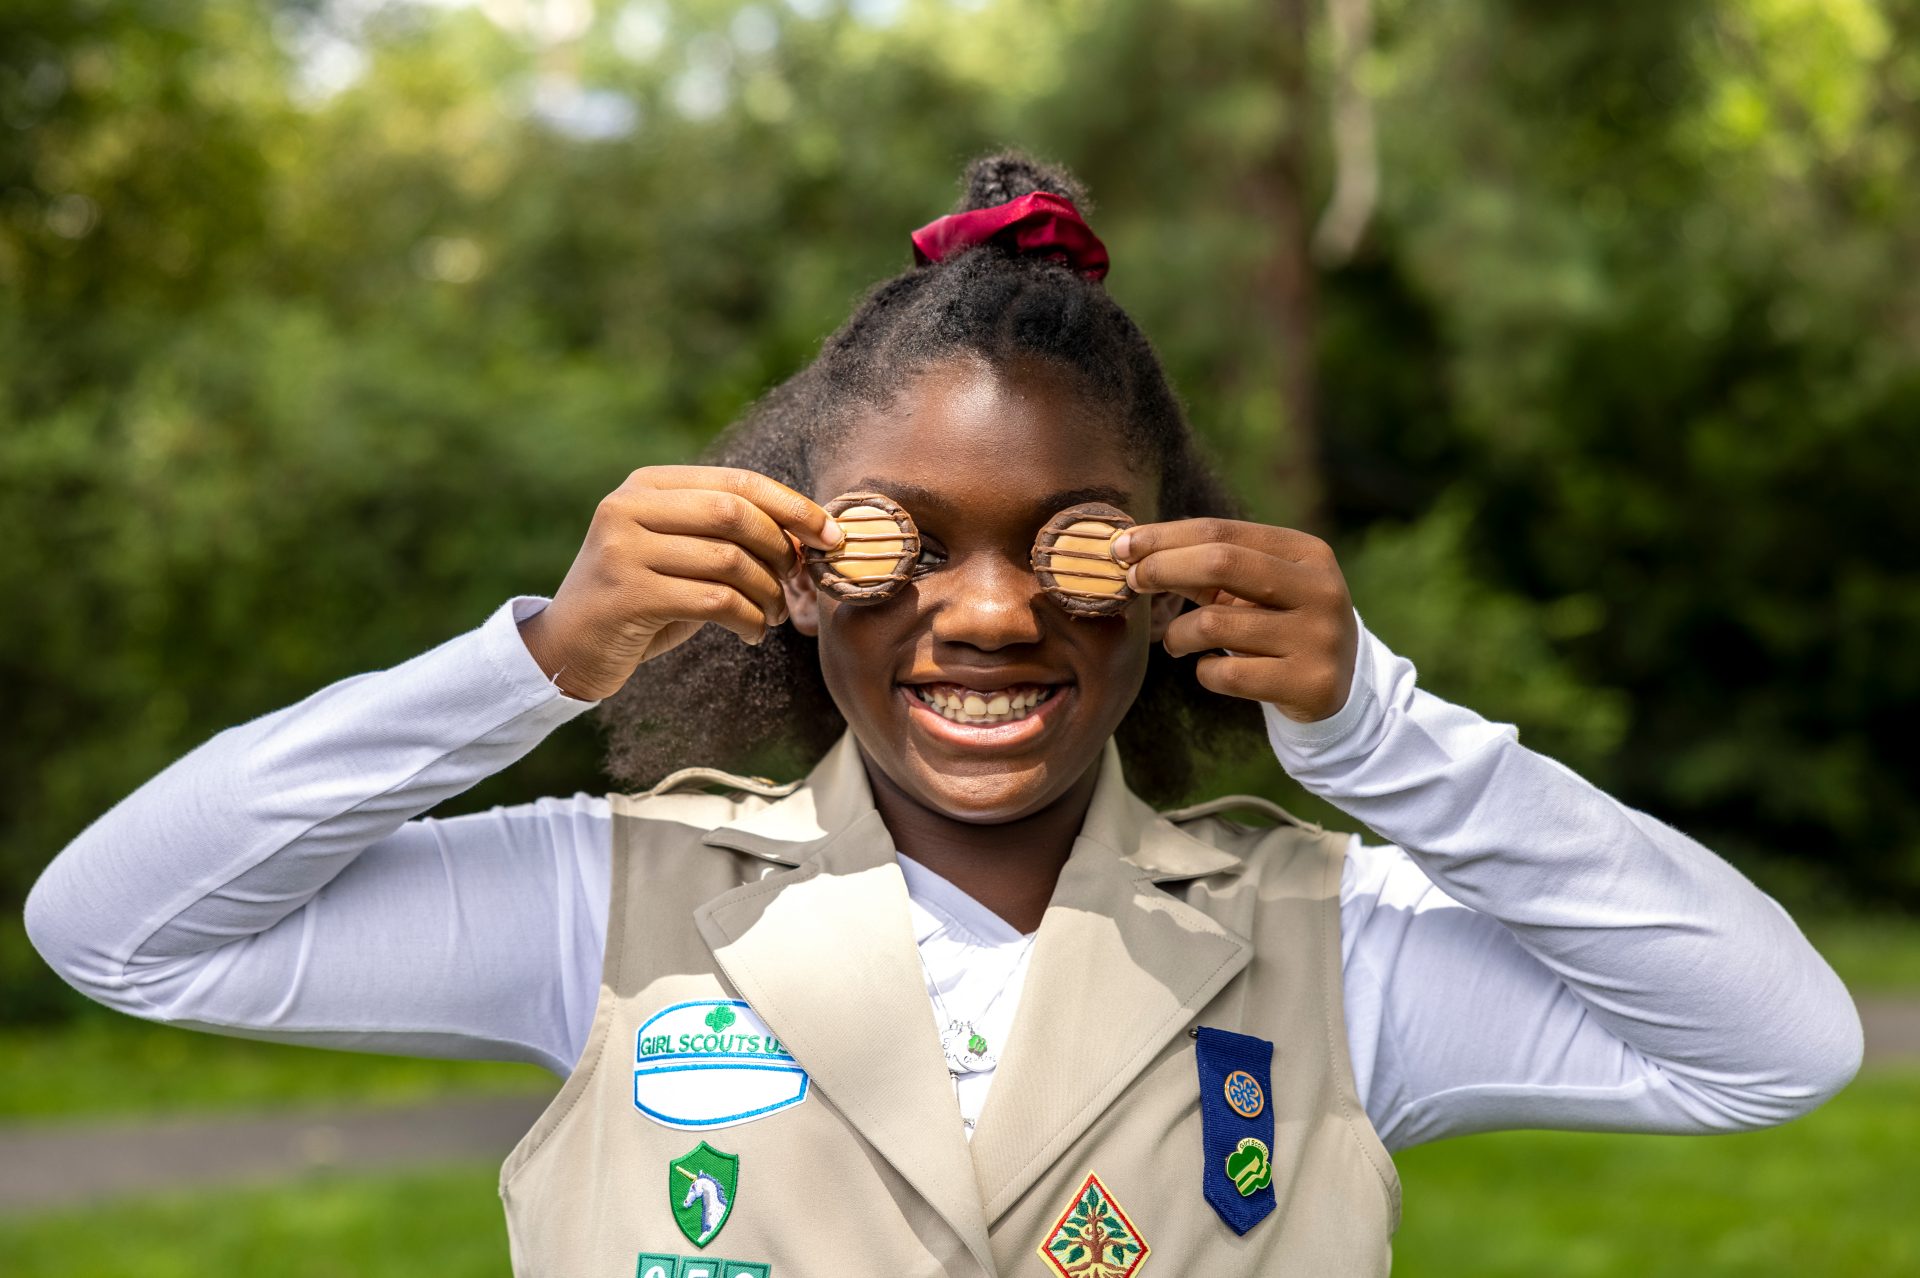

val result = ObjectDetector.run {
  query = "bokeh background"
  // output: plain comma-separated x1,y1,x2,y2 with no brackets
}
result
3,0,1917,1273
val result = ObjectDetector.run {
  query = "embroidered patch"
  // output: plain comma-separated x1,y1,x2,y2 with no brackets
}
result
634,1000,809,1130
669,1142,739,1249
1038,1172,1150,1278
636,1252,770,1278
1226,1137,1273,1197
1223,1069,1265,1118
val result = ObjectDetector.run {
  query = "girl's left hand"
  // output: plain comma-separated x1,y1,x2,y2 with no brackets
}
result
1113,519,1359,724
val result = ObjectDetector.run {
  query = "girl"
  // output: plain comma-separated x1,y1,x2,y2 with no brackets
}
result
26,153,1861,1278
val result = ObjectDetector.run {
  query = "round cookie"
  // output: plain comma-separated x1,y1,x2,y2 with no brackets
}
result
1030,502,1136,618
803,492,920,604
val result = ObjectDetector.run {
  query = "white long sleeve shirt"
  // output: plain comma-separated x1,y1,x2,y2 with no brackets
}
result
23,596,1863,1152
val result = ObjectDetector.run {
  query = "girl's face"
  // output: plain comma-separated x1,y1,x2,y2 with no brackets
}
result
783,355,1181,823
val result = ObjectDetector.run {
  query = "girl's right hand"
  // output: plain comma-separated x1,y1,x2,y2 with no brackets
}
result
516,466,844,701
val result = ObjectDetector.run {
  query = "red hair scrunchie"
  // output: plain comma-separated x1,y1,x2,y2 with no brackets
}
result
909,190,1110,281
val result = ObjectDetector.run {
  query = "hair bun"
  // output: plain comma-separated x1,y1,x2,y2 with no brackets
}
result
955,150,1092,214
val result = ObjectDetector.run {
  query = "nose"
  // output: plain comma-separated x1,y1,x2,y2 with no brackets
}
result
927,550,1045,651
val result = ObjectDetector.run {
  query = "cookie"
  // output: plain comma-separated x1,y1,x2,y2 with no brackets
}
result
803,492,920,604
1030,502,1136,618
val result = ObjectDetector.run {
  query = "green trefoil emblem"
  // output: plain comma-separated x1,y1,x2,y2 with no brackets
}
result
1226,1136,1273,1197
704,1004,737,1034
669,1142,740,1249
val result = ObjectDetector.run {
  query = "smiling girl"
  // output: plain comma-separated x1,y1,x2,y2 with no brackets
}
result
27,154,1861,1277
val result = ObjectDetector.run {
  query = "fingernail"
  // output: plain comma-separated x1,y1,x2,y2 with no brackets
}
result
1111,531,1133,562
746,629,764,646
1125,563,1140,591
821,518,845,548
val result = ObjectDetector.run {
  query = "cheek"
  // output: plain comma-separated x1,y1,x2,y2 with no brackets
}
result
1113,612,1156,695
812,600,912,703
1078,607,1157,721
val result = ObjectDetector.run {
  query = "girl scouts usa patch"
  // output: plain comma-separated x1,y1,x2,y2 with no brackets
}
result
633,1000,809,1130
1038,1172,1150,1278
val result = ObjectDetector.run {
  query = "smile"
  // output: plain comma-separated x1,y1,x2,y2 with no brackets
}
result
908,683,1057,725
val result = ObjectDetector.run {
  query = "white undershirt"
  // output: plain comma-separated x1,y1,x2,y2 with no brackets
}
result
23,595,1863,1152
899,853,1038,1139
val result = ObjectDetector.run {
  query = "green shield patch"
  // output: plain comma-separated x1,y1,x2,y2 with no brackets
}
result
669,1142,740,1249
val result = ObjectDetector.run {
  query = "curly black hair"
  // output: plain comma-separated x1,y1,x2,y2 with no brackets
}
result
595,150,1265,805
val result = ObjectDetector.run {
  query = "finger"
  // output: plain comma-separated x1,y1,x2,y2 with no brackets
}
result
1190,653,1289,703
644,466,844,550
1161,604,1291,660
643,533,788,626
1194,651,1351,720
646,572,775,644
625,487,804,580
1126,542,1322,611
1113,517,1326,567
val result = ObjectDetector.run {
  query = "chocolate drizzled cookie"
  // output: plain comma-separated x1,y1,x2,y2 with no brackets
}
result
1030,502,1136,618
803,492,920,604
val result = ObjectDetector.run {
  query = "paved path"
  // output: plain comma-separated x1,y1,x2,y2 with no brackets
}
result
0,1093,552,1214
4,999,1917,1215
1857,995,1920,1060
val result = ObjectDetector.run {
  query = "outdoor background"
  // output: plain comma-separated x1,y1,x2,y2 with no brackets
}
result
3,0,1917,1273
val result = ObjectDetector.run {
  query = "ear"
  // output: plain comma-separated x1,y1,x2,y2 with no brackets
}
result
782,565,821,637
1147,589,1184,642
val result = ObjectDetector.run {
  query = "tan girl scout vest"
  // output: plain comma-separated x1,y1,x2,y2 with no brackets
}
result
499,731,1399,1278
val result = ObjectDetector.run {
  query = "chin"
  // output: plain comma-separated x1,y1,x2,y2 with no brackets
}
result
889,750,1078,825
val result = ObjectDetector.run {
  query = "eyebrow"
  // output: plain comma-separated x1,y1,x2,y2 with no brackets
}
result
850,478,1135,523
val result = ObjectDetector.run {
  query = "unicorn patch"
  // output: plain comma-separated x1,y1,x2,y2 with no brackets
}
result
669,1142,740,1249
634,1000,810,1130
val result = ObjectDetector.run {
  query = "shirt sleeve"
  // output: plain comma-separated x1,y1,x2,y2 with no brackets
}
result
1281,612,1864,1152
23,596,616,1076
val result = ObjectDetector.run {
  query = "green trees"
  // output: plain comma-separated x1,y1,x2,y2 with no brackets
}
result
4,0,1916,1021
1340,1,1920,904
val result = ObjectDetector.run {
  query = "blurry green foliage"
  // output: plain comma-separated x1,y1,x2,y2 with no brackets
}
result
3,0,1917,1021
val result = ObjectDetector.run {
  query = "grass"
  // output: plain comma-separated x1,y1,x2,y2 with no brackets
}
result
0,1014,555,1124
2,1070,1912,1277
1390,1067,1918,1276
0,1163,511,1278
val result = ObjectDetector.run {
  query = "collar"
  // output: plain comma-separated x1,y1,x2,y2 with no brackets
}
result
699,729,1245,883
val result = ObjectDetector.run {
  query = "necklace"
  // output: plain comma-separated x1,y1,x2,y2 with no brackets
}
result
917,931,1038,1077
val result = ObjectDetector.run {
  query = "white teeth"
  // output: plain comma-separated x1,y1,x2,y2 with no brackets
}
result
911,685,1056,725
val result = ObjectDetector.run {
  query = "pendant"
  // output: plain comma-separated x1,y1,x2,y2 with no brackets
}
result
940,1020,995,1074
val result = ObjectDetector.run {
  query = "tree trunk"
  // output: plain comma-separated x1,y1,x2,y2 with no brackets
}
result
1313,0,1378,266
1256,0,1325,532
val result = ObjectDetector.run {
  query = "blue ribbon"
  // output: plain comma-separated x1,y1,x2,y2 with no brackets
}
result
1194,1025,1277,1235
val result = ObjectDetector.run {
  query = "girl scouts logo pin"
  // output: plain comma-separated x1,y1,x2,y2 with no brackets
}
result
634,1000,810,1130
1194,1026,1277,1234
1226,1138,1273,1196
